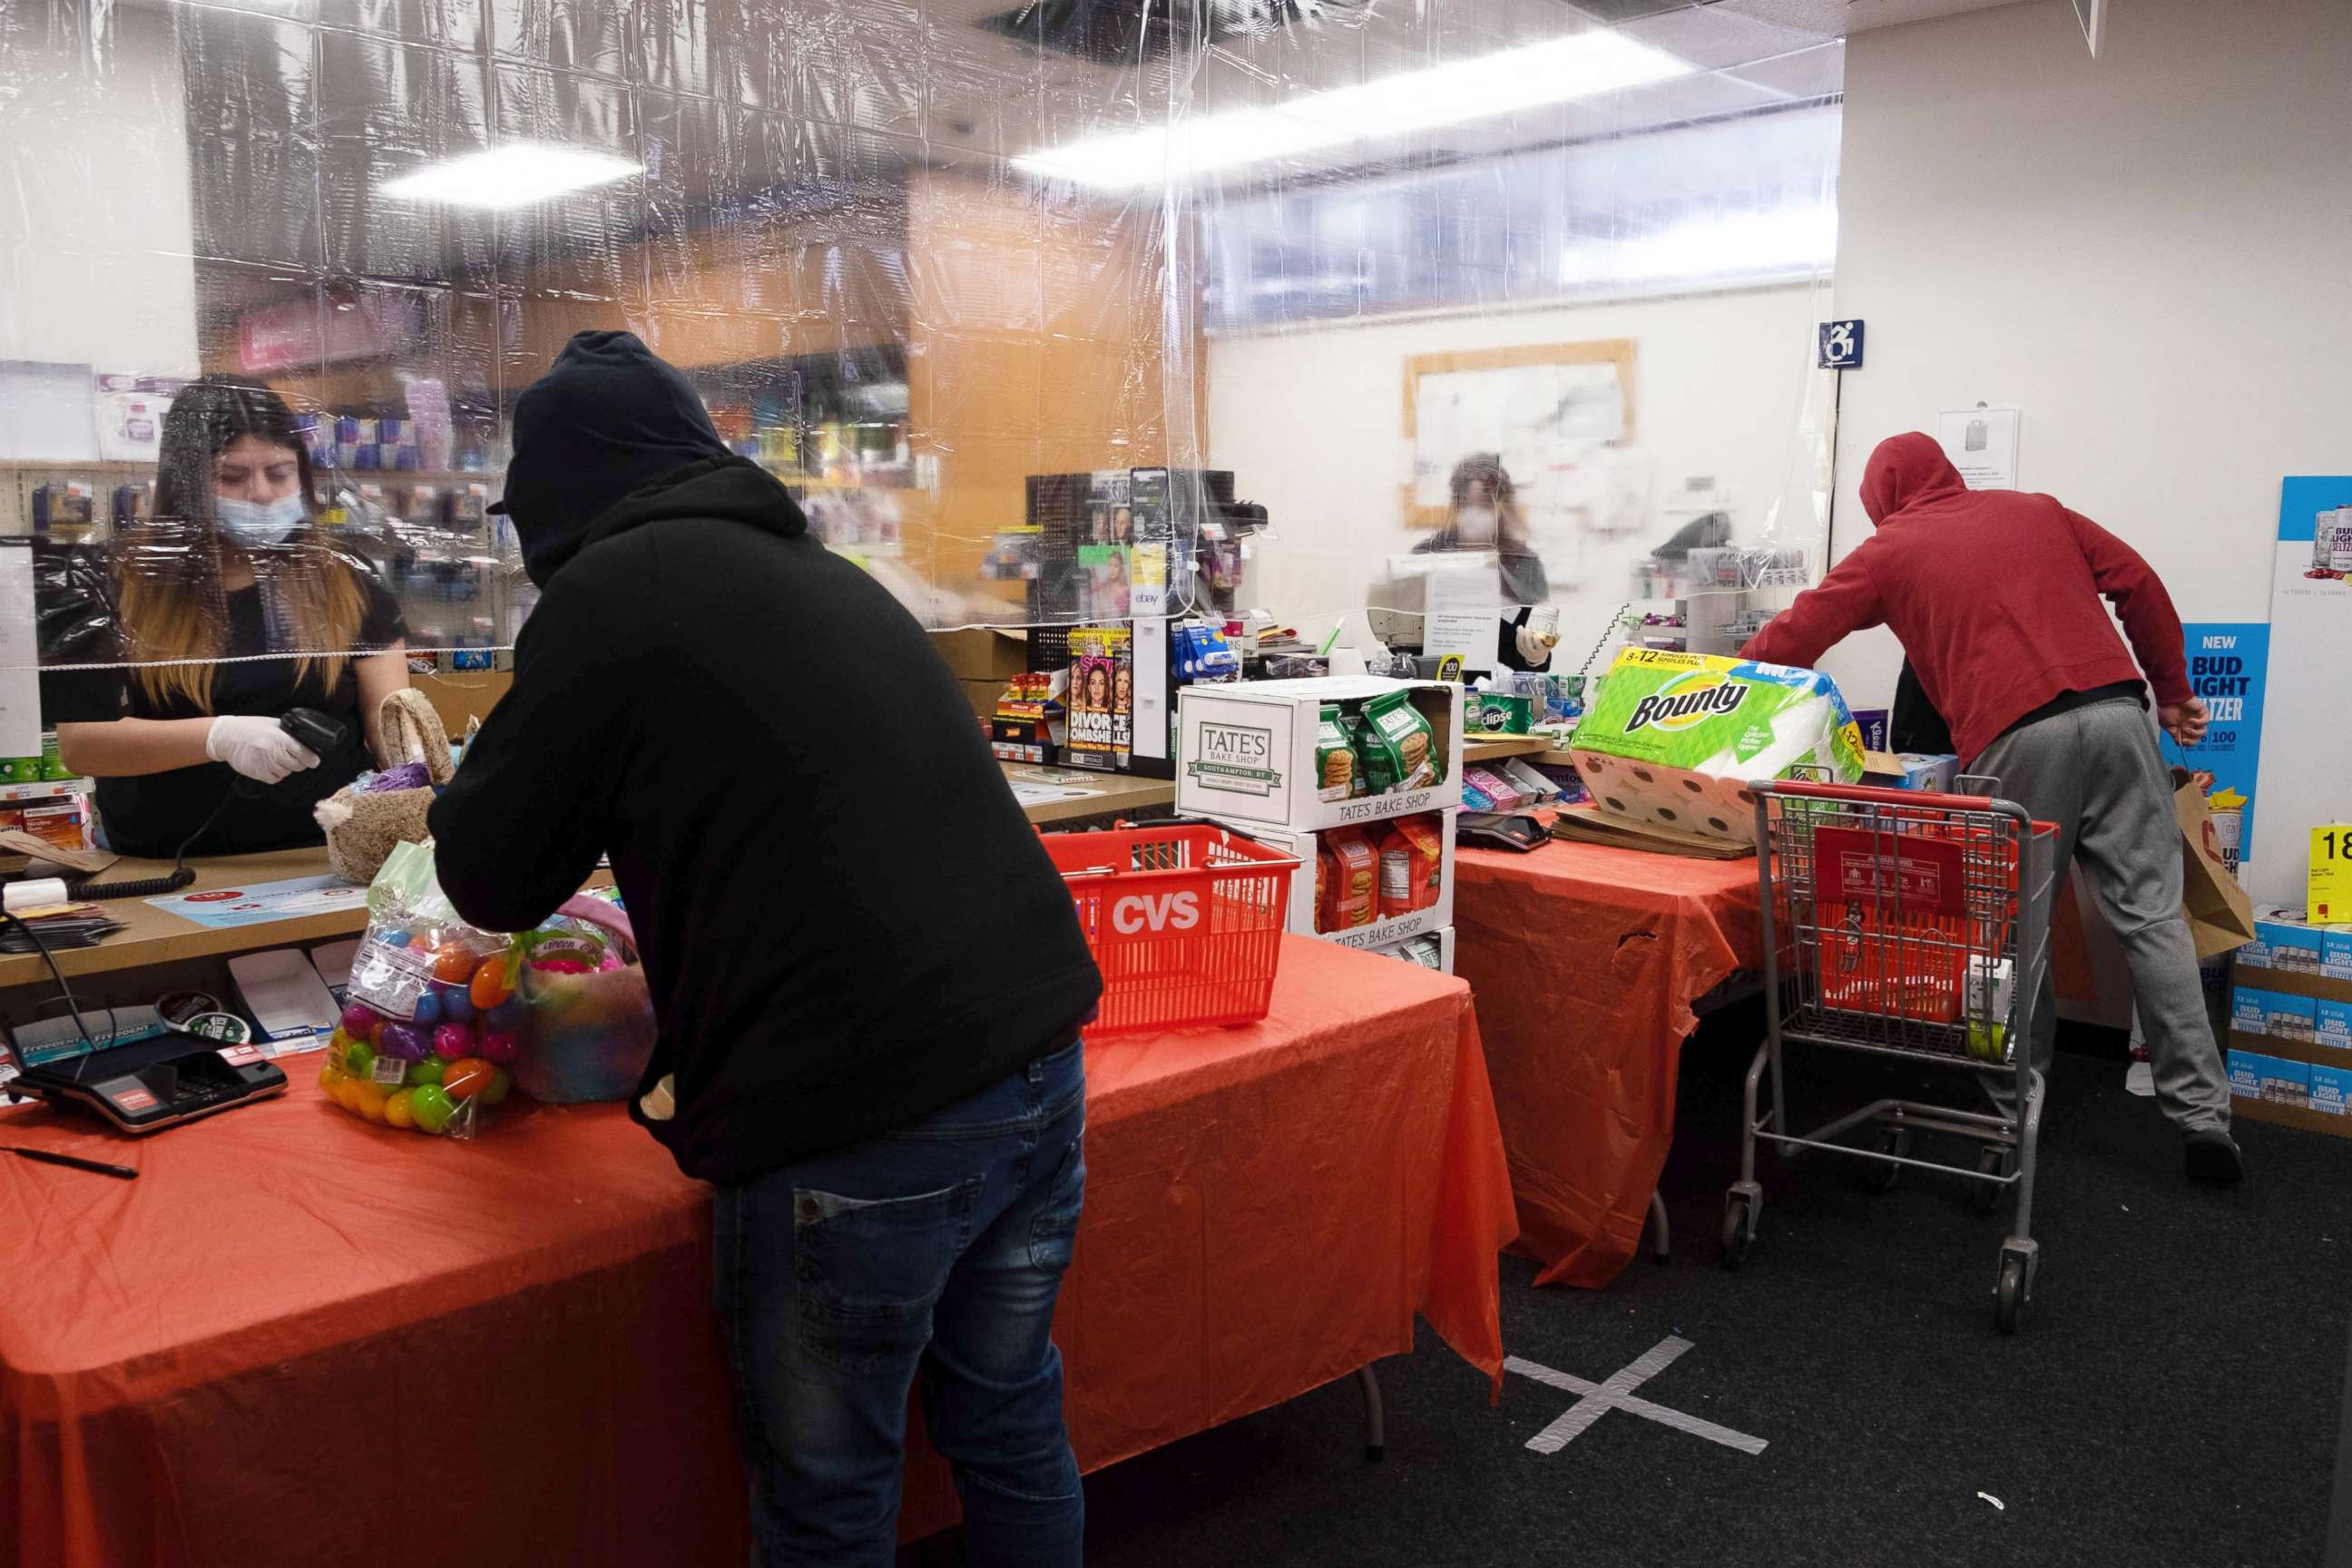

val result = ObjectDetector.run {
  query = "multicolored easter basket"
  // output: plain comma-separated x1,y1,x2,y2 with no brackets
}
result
510,894,659,1105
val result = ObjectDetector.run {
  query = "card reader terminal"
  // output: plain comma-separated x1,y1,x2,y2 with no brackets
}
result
11,1034,287,1134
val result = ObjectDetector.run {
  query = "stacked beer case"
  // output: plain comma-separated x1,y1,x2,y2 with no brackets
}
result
1174,677,1464,972
2226,906,2352,1132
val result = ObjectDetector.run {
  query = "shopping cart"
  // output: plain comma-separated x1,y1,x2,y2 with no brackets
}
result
1724,777,2061,1334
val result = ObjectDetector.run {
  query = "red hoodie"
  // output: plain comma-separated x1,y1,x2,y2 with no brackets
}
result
1740,432,2190,764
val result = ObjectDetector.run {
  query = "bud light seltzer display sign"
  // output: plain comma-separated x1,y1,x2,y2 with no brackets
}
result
2159,622,2268,877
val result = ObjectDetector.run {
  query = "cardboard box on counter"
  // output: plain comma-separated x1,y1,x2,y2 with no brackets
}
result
1860,750,1959,792
1176,678,1463,833
935,628,1031,720
1218,813,1457,952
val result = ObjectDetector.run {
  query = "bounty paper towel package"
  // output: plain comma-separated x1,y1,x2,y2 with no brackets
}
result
1566,650,1865,845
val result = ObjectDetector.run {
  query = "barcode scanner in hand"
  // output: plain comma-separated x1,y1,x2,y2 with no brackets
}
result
279,706,348,759
64,707,357,900
230,708,349,800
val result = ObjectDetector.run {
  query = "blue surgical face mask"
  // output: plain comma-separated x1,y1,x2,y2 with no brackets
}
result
214,493,308,546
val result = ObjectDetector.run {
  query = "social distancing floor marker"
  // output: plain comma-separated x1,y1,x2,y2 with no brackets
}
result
1505,1337,1769,1456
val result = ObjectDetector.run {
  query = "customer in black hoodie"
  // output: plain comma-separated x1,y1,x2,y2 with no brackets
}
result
428,332,1101,1566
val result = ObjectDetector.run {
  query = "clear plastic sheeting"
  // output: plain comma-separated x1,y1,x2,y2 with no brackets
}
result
2,0,1846,692
1171,4,1845,671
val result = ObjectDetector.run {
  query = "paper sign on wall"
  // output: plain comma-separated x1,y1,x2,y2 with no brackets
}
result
1935,406,2021,491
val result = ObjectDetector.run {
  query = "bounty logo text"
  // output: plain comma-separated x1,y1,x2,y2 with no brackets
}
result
1626,677,1749,733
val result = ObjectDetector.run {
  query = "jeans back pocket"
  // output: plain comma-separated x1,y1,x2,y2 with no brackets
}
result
793,1178,981,1376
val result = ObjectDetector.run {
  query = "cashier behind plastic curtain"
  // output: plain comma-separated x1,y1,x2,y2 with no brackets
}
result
1387,454,1554,671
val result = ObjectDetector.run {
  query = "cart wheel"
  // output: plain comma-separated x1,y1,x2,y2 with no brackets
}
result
1971,1146,2011,1216
1720,1192,1755,1270
1994,1254,2025,1335
1865,1127,1908,1193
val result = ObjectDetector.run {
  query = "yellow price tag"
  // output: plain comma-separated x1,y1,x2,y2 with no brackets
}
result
2312,824,2352,923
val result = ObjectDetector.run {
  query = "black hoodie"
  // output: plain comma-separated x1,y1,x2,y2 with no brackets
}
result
430,332,1102,1184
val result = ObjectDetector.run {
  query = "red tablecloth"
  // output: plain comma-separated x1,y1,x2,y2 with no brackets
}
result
0,936,1514,1568
1454,838,1762,1289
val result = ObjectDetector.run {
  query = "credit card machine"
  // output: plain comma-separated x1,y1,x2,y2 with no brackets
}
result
12,1035,288,1133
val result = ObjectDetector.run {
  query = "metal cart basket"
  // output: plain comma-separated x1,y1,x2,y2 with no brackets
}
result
1725,777,2061,1333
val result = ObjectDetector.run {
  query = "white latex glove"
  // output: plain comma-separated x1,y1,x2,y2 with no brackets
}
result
205,715,320,786
1514,624,1555,669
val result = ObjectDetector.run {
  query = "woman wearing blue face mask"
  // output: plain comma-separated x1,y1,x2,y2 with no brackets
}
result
42,377,410,858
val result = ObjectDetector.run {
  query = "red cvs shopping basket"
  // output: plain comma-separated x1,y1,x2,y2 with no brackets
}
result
1041,823,1298,1034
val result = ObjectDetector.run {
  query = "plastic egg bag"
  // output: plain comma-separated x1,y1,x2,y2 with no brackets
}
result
322,841,522,1139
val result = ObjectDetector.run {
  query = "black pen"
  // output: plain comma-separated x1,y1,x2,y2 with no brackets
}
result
6,1146,138,1180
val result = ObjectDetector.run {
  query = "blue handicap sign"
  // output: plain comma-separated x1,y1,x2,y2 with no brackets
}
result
1818,319,1865,369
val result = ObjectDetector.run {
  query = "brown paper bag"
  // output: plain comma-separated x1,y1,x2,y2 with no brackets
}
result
2173,769,2254,958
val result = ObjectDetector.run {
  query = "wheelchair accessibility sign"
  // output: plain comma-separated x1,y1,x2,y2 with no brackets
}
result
1818,318,1865,368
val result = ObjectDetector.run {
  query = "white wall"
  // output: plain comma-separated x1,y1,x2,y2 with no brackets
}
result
1207,282,1834,665
1825,0,2352,901
0,5,199,383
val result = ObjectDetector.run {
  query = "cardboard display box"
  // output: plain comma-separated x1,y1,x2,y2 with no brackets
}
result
2241,905,2352,981
934,628,1031,721
1217,811,1456,953
1860,750,1960,791
1176,678,1464,833
2225,954,2352,1135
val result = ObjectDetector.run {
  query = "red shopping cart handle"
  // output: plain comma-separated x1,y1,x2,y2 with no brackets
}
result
1759,779,2062,839
1757,778,2016,815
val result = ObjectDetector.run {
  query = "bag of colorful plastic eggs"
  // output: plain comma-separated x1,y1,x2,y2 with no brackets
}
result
321,842,523,1138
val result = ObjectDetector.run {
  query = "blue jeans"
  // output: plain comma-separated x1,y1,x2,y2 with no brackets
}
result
712,1042,1087,1567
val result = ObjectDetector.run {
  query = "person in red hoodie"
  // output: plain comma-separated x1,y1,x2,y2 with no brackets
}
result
1743,431,2240,1184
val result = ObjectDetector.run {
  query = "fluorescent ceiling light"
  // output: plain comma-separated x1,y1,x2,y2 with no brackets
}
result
382,142,641,210
1015,29,1692,191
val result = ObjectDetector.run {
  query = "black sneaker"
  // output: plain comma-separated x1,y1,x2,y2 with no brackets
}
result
2184,1129,2246,1186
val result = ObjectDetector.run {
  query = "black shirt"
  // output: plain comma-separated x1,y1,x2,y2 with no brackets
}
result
39,550,407,858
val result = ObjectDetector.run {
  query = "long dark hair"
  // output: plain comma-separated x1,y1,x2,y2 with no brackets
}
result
124,377,364,710
1446,453,1532,552
152,375,319,524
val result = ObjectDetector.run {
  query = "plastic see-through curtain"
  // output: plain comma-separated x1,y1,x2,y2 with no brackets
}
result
0,0,1839,686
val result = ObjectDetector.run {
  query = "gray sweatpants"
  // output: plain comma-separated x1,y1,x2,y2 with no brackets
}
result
1972,697,2231,1134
